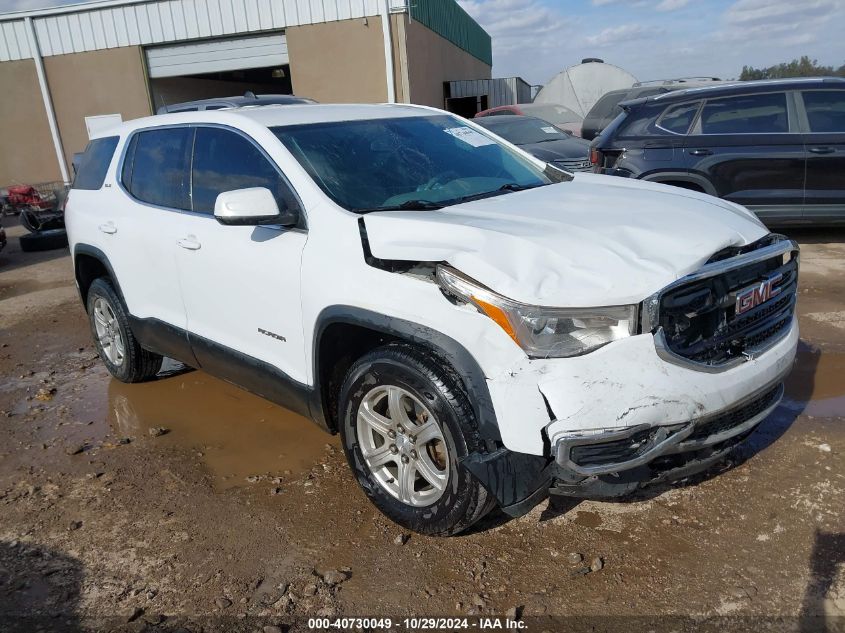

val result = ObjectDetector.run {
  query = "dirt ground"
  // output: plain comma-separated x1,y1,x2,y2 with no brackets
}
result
0,217,843,633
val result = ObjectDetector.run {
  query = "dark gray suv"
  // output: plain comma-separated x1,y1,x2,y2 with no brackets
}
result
591,77,845,226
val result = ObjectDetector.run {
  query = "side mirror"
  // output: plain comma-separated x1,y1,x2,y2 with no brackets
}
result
213,187,298,227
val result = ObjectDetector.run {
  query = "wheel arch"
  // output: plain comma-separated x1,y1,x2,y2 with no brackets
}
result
310,306,501,444
73,244,126,307
641,171,717,196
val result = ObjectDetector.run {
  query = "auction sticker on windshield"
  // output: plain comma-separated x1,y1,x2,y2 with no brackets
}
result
444,127,495,147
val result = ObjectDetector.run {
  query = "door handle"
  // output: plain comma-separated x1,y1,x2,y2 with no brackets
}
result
177,236,201,251
688,149,713,156
98,222,117,235
808,146,834,154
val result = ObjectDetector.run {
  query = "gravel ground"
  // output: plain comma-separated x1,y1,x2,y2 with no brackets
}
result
0,218,843,633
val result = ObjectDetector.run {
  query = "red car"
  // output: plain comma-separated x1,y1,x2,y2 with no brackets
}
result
475,103,584,136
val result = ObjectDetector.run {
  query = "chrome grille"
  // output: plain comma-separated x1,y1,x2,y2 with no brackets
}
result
656,237,798,367
553,158,593,172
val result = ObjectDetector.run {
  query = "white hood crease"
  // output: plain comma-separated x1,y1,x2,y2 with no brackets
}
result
363,174,769,307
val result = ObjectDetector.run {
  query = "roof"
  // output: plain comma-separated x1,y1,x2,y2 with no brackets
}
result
636,77,845,106
97,103,440,137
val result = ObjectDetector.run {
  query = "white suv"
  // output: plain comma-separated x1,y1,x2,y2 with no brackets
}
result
66,104,799,535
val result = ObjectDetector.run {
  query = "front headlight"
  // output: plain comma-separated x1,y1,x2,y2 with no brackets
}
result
436,265,637,358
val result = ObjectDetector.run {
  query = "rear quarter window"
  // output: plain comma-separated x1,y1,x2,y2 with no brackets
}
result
656,101,702,134
613,103,676,138
72,136,119,190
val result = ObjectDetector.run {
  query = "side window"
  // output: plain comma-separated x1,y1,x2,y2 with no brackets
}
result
700,92,789,135
191,127,291,214
72,136,119,190
123,128,192,209
802,90,845,133
656,101,701,135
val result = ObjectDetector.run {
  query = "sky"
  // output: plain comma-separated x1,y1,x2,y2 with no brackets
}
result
1,0,843,86
456,0,845,85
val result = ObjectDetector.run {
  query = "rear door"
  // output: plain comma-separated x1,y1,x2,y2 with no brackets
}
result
110,127,196,352
684,91,805,224
799,88,845,223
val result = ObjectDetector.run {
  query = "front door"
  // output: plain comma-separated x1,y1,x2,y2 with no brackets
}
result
175,126,309,395
684,90,805,224
800,88,845,223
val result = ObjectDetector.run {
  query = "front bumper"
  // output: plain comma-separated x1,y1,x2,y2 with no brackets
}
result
553,378,784,479
468,317,798,516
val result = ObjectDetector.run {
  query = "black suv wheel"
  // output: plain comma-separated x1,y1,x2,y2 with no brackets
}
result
338,343,495,536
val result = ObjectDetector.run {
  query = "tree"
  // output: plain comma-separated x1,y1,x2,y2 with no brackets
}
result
740,56,845,80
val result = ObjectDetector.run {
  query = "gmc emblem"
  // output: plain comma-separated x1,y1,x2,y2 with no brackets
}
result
735,273,783,316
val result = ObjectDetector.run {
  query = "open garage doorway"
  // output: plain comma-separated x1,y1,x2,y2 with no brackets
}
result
146,33,294,111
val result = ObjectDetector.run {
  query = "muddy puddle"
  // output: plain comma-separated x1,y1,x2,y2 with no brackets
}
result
783,346,845,418
18,359,336,487
8,337,841,491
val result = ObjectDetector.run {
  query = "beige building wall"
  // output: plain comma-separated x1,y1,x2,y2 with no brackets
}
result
44,46,152,168
286,17,388,103
0,59,61,187
400,16,492,108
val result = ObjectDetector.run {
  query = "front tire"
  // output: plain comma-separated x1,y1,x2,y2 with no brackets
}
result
338,343,494,536
87,278,162,383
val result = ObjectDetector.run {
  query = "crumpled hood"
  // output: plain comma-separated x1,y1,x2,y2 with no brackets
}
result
363,173,770,307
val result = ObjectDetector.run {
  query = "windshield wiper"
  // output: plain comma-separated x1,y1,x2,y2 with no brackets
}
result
454,182,545,204
498,182,536,192
356,199,445,213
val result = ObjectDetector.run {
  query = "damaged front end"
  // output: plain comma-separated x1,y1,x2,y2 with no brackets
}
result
462,378,785,517
462,236,799,517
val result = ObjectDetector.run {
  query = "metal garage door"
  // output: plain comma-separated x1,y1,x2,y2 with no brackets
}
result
146,33,288,79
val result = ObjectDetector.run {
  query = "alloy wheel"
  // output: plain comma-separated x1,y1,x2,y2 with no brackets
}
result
92,297,125,366
357,385,449,506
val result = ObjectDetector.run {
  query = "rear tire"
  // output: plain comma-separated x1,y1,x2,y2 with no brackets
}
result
87,278,162,383
19,229,68,252
339,343,495,536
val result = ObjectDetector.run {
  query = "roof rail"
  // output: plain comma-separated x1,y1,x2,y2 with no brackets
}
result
632,77,721,87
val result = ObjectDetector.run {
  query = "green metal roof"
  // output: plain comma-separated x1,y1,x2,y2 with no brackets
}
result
410,0,492,66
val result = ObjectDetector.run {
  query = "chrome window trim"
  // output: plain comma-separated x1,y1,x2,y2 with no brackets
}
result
691,90,794,136
114,122,307,230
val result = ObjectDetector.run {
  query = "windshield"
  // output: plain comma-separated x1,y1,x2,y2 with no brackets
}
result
479,117,568,145
519,104,582,125
272,115,551,212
